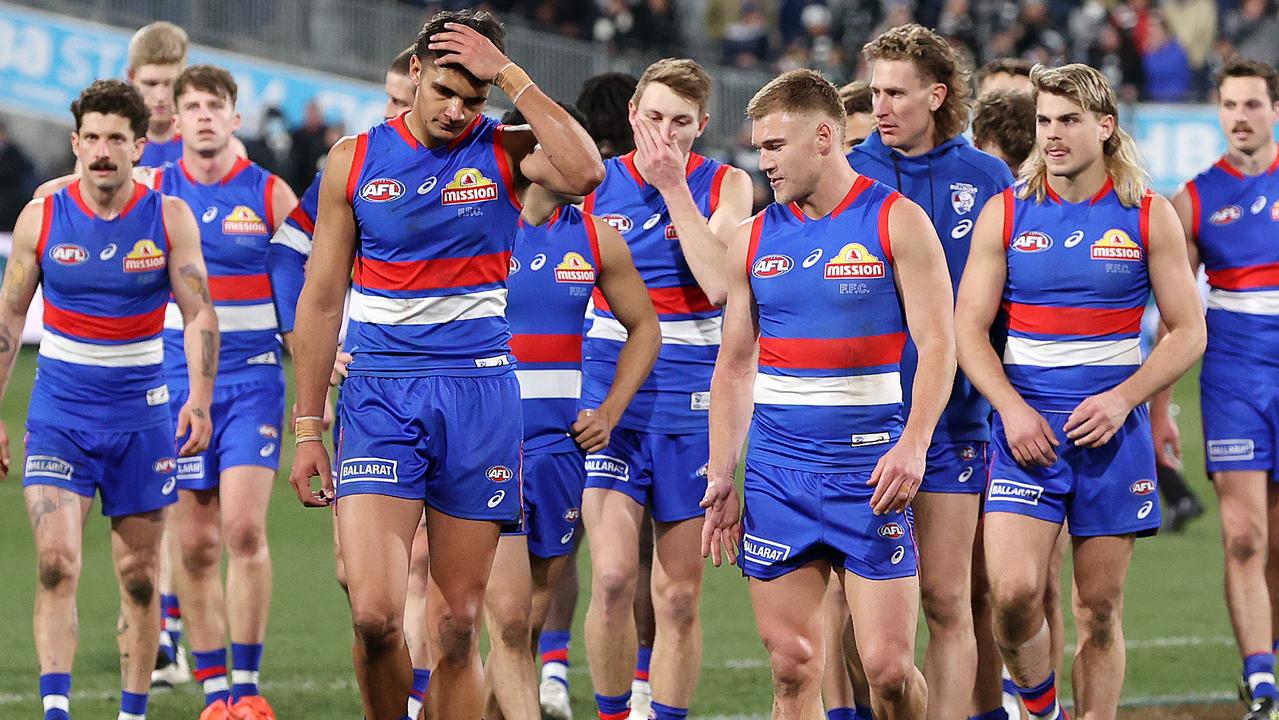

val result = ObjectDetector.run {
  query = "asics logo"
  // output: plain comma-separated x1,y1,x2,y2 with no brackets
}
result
418,177,438,195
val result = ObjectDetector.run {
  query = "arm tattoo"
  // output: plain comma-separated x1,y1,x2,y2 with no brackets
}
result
179,263,212,304
200,329,214,379
4,260,31,313
0,328,13,356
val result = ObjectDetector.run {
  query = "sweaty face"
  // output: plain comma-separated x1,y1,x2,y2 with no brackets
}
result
1036,92,1111,180
629,82,708,159
1218,76,1279,156
384,70,415,120
843,111,875,152
175,87,240,158
130,62,182,135
73,111,143,194
753,110,829,206
411,56,490,145
871,59,943,154
978,71,1033,98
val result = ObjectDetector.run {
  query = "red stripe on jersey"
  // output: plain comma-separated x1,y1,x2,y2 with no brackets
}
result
346,134,369,204
209,274,272,302
1207,262,1279,291
832,175,872,219
287,204,315,234
1184,180,1201,240
595,285,716,315
44,301,165,341
709,164,730,214
1001,188,1015,249
36,195,55,258
492,125,523,211
582,192,596,214
510,333,582,363
758,333,906,370
746,212,766,273
1022,687,1057,715
264,175,279,232
1138,191,1153,250
355,251,511,292
1004,302,1143,336
878,191,901,266
584,214,603,269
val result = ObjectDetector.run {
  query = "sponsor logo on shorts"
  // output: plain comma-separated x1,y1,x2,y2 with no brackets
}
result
259,443,277,458
474,355,511,368
563,507,581,523
560,528,575,544
487,489,506,508
752,254,794,278
486,465,514,483
146,385,170,407
957,467,974,483
25,455,73,481
153,457,176,473
247,351,279,366
340,457,398,484
891,546,906,565
1129,479,1155,496
257,424,279,439
696,463,709,478
959,444,977,461
988,478,1043,506
162,476,177,495
177,457,205,480
1137,500,1154,520
585,454,629,482
850,432,890,447
51,244,89,265
878,522,905,540
360,178,405,203
741,533,792,566
1207,438,1255,462
690,392,710,411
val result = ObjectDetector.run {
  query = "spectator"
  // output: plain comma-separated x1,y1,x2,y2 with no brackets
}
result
1111,0,1154,54
1161,0,1218,70
974,57,1033,96
719,0,774,67
0,120,35,232
1012,0,1069,65
1087,20,1145,103
705,0,776,47
1220,0,1279,69
625,0,680,54
287,101,330,193
936,0,979,61
1142,11,1193,101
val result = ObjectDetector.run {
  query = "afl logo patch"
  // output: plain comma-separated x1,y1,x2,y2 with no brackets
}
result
1210,205,1242,225
752,254,794,278
1011,231,1052,253
360,178,405,203
878,522,906,540
601,214,633,234
51,244,88,265
486,465,514,483
509,256,521,275
1130,479,1155,496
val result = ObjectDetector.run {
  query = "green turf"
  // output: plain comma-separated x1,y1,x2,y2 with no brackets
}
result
0,348,1237,717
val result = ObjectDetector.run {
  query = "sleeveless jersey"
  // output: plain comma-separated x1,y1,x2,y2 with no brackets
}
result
345,112,522,376
508,206,602,453
1001,179,1153,412
140,135,182,168
581,151,733,433
268,171,320,333
746,176,907,472
155,157,284,388
1184,151,1279,381
30,181,172,429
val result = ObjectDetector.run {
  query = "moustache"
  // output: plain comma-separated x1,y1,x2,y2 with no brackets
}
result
88,161,118,172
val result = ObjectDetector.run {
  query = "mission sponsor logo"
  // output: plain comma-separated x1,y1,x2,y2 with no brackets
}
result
441,168,498,206
824,243,885,279
752,254,794,278
50,244,88,265
664,224,679,240
360,178,404,203
554,252,596,283
1090,229,1142,261
222,205,268,235
123,239,166,273
1011,231,1052,253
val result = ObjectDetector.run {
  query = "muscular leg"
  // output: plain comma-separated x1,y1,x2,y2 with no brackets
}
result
405,514,432,670
583,488,644,697
424,507,502,720
843,570,926,720
649,516,706,708
983,513,1062,690
750,562,830,720
1069,535,1134,720
970,520,1006,716
1046,526,1069,677
529,554,572,643
220,466,274,647
111,510,165,693
820,577,856,712
635,508,657,664
27,486,93,676
484,534,540,720
174,488,226,655
338,494,424,720
1216,471,1273,668
913,491,981,720
541,539,580,636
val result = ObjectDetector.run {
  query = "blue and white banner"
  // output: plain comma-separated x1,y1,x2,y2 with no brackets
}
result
0,2,386,132
1127,104,1230,195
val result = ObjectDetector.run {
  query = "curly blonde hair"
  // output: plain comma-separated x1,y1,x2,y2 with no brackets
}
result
862,24,971,144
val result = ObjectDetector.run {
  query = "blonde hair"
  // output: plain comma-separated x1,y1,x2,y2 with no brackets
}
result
862,23,972,144
746,69,845,128
127,21,188,71
633,58,712,116
1020,63,1149,207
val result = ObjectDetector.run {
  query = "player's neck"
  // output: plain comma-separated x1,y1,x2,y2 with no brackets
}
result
794,162,858,219
181,147,239,185
148,119,177,144
1047,158,1109,204
79,177,136,219
1224,140,1278,176
403,109,451,150
892,122,938,158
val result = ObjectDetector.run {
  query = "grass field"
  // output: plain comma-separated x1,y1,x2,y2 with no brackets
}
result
0,348,1243,718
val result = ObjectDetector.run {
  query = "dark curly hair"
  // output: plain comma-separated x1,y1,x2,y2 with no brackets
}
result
71,79,150,139
414,9,505,79
576,72,638,157
972,89,1036,172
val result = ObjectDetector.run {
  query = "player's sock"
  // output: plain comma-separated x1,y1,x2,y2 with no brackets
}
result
826,709,857,720
970,709,1010,720
39,673,71,720
650,701,688,719
1245,652,1279,700
540,630,571,689
854,708,874,720
1273,639,1279,656
230,643,263,701
595,691,630,720
160,594,182,662
405,668,430,720
118,690,148,720
634,645,652,684
192,648,231,706
1013,672,1062,720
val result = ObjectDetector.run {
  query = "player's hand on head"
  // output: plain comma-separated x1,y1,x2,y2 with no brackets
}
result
1064,389,1132,449
630,116,685,193
428,22,511,82
1002,401,1060,467
571,407,614,453
289,441,335,508
176,400,213,457
1151,404,1182,468
867,442,925,515
699,474,741,566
